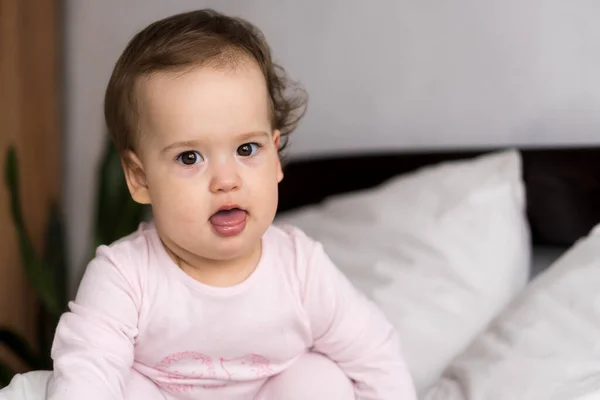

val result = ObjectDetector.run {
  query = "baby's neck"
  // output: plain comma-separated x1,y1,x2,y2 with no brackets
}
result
162,239,262,288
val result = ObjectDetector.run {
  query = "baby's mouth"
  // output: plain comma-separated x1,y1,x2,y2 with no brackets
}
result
209,208,247,226
209,207,248,237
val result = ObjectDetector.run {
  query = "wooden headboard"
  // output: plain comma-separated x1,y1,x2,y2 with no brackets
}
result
277,147,600,247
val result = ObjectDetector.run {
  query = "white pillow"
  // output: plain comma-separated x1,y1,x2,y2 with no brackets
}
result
424,224,600,400
275,149,530,394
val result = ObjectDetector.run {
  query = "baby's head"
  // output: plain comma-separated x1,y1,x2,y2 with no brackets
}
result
104,9,307,264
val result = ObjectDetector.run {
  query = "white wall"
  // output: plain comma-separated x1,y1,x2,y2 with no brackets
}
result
64,0,600,291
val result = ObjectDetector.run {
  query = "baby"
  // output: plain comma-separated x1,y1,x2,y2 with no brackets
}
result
47,9,416,400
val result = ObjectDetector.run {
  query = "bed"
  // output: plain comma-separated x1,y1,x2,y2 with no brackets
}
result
276,146,600,248
274,146,600,399
2,147,600,400
276,146,600,283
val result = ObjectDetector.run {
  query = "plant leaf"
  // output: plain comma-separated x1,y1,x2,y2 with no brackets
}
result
43,201,68,312
35,309,56,370
0,329,39,369
0,360,15,389
4,146,61,316
38,204,65,363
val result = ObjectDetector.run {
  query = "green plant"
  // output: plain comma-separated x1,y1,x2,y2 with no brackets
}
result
0,140,149,388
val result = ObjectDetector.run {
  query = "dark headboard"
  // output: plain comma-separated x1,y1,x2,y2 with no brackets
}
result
276,147,600,247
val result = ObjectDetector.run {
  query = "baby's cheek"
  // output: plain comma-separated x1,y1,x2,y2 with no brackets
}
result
253,184,279,218
152,182,201,218
171,195,205,220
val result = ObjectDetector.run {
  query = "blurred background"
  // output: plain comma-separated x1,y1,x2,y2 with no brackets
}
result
1,0,600,382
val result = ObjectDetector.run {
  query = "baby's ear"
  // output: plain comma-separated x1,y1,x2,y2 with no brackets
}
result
273,130,284,183
122,151,151,204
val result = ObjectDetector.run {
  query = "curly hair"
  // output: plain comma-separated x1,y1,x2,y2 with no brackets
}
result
104,9,307,160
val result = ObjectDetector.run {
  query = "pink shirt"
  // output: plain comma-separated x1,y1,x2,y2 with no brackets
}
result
47,222,416,399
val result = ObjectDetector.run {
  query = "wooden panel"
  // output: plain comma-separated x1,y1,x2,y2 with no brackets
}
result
0,0,61,370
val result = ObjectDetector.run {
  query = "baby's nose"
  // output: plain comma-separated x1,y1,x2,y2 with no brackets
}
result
208,163,242,193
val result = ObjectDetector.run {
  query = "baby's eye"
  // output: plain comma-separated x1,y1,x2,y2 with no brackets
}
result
237,143,261,157
176,151,203,165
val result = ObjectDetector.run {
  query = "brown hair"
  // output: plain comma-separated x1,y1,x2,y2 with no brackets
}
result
104,9,307,161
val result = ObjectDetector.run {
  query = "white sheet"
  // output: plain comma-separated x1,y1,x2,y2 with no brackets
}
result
0,371,50,400
424,227,600,400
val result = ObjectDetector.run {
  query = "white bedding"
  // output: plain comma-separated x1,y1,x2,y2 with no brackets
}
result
424,227,600,400
0,371,49,400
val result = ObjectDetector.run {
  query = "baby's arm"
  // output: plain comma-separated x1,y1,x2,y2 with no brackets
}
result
302,242,417,400
47,247,140,400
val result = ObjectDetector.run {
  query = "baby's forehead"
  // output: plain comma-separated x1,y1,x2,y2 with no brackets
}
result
134,64,272,142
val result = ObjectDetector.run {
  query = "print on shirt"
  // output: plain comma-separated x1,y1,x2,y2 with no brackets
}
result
154,352,273,392
220,354,273,380
154,352,218,392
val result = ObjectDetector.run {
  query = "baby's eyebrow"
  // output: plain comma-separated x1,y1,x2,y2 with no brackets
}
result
237,131,270,141
161,140,201,154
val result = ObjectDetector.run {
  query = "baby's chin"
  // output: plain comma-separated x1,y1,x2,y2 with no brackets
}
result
171,227,263,262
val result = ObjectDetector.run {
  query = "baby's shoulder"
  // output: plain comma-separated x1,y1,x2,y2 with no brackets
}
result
92,221,158,273
75,222,158,302
265,223,324,279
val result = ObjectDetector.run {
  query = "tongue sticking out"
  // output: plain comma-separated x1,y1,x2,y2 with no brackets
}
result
209,208,247,236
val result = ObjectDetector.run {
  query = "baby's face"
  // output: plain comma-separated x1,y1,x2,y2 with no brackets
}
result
129,60,283,262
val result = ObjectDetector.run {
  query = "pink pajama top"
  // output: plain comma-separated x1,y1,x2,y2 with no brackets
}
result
47,221,416,400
